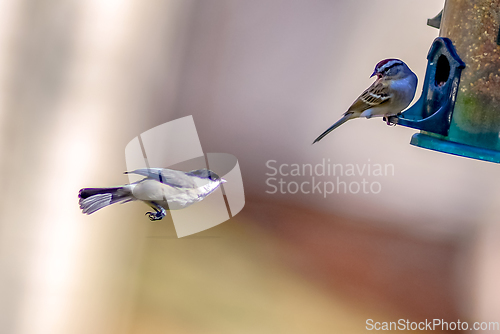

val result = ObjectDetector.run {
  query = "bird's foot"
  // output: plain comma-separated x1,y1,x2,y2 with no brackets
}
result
145,207,167,221
383,116,396,126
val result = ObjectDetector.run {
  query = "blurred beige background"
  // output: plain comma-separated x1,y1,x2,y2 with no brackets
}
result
1,0,499,333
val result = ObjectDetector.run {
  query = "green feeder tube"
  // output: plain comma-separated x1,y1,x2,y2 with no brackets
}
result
393,0,500,163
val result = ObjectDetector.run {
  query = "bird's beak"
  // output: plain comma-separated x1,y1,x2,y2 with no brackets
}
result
221,178,227,183
370,70,377,78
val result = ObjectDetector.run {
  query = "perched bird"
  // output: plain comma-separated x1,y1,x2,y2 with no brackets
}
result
79,168,226,221
313,58,417,144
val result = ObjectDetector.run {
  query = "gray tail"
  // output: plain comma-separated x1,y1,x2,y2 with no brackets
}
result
313,113,352,144
78,187,132,215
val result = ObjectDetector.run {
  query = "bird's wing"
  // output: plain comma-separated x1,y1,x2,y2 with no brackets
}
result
346,80,391,114
125,168,197,188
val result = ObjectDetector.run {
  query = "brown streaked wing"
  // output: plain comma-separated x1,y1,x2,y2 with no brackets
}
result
346,81,391,114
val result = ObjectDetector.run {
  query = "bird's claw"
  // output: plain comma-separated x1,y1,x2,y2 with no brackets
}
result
383,116,397,126
145,202,167,221
145,210,166,221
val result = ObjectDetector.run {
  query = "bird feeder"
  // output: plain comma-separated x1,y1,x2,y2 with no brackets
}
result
390,0,500,163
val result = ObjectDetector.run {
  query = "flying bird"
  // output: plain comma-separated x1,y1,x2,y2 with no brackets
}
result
79,168,226,221
313,58,417,144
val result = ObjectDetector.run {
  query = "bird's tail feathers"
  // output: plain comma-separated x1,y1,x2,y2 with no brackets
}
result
78,187,132,215
313,113,353,144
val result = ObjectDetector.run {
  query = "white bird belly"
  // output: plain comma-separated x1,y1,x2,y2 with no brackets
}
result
132,179,202,210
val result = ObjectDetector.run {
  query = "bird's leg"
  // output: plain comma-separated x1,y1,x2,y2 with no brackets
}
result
145,202,167,221
383,116,396,126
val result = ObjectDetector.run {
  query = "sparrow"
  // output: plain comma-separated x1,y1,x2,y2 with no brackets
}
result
78,168,226,221
313,58,418,144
